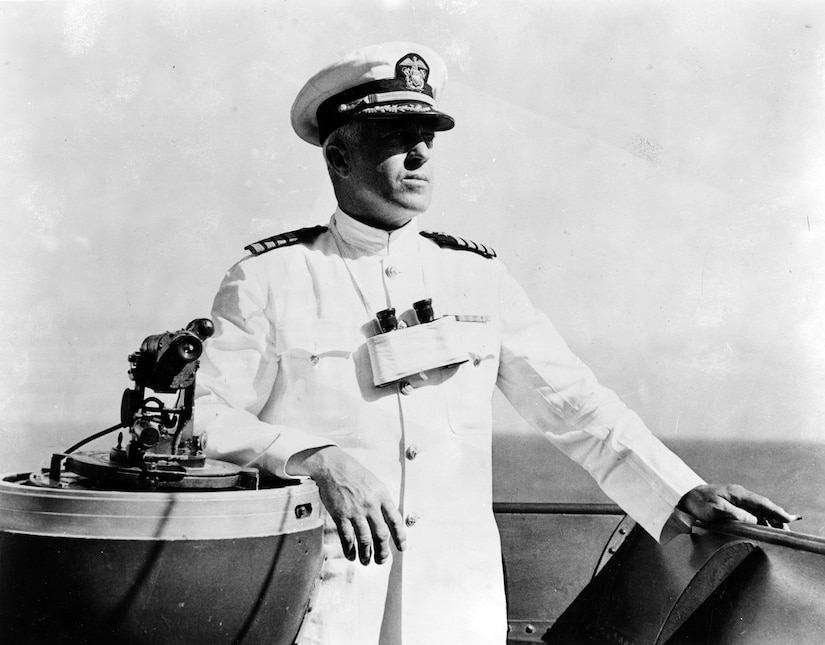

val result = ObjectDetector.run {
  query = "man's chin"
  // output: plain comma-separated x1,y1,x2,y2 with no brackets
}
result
394,197,430,216
349,197,430,229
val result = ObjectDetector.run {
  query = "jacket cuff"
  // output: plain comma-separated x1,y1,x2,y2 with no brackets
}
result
198,406,336,479
623,468,706,541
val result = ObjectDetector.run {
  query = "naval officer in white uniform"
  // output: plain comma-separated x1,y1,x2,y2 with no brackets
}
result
195,42,796,645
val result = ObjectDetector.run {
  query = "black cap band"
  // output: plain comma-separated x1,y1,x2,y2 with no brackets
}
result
317,78,439,143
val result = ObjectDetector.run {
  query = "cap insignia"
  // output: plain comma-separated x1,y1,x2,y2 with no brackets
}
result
397,54,429,92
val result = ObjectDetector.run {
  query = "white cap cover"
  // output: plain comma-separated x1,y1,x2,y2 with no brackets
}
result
291,42,455,146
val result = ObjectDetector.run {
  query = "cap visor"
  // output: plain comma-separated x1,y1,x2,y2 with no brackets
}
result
361,110,455,132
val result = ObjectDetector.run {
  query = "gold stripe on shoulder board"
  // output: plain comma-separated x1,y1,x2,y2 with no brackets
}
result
244,225,328,256
419,230,496,259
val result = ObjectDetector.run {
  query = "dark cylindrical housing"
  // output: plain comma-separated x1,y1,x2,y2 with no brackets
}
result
132,419,161,448
170,332,203,362
413,298,435,324
376,308,398,333
186,317,215,340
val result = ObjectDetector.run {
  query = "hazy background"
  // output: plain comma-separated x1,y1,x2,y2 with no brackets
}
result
2,1,824,480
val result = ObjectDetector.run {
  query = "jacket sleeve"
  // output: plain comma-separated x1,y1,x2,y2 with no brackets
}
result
194,260,335,478
494,264,705,540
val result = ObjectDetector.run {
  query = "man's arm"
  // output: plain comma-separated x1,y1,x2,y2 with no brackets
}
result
195,260,335,476
197,260,403,564
494,263,797,538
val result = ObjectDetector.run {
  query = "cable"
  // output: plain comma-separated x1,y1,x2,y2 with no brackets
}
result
64,422,125,455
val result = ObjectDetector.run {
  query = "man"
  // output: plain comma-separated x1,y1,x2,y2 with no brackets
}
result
195,42,795,644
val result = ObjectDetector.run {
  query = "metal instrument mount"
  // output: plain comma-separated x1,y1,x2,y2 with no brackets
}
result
42,318,256,491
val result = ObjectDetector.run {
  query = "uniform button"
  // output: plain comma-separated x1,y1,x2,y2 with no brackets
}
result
405,513,419,527
385,265,401,278
405,445,419,460
399,380,414,395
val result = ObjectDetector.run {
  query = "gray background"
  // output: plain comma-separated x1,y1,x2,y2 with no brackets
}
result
1,0,824,476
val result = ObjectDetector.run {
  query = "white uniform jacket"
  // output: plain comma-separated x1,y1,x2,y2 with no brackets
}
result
195,208,705,645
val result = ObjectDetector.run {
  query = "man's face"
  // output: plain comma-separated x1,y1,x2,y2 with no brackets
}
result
342,119,436,229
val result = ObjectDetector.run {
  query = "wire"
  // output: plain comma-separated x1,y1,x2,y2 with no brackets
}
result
64,422,125,455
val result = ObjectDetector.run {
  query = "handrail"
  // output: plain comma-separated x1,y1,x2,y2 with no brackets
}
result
493,502,624,515
694,520,825,556
493,503,825,556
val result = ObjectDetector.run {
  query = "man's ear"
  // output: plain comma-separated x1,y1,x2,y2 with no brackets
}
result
325,143,351,178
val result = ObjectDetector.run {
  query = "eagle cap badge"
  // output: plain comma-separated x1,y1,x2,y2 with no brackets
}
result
396,53,429,92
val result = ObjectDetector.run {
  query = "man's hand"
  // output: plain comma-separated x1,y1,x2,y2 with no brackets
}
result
678,484,800,527
288,446,407,565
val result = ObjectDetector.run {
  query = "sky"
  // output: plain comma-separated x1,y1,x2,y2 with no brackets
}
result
1,0,824,472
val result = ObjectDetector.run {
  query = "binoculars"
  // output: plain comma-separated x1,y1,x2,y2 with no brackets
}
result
367,299,468,387
127,318,215,394
375,298,436,333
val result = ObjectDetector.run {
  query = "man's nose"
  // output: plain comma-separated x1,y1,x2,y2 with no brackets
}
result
406,138,432,167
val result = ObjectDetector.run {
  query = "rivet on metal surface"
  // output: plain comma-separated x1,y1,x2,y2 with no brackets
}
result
594,515,637,577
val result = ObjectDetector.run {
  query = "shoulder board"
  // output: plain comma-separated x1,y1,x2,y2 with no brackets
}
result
419,230,496,259
244,225,328,256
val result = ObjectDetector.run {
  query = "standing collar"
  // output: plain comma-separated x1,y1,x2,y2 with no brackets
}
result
330,206,421,256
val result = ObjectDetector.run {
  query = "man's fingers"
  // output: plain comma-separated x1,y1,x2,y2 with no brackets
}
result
345,505,406,565
717,497,758,524
382,502,408,553
680,484,800,527
724,485,796,522
337,510,400,565
336,518,357,561
368,515,392,564
352,517,373,565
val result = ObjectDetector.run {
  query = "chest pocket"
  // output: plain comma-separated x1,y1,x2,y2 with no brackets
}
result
442,321,500,435
273,321,363,436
